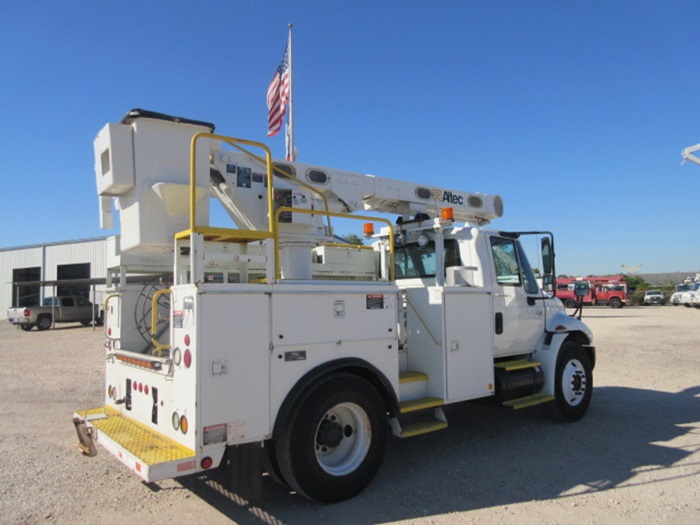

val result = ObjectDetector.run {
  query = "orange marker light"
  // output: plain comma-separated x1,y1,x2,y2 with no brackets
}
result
441,207,454,221
363,223,375,236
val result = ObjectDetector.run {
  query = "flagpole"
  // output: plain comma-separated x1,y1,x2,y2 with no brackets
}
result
287,23,295,161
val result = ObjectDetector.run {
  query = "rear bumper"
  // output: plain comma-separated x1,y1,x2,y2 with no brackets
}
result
73,407,199,482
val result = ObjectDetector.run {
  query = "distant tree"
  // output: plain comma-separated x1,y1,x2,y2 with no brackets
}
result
344,233,365,246
624,274,647,291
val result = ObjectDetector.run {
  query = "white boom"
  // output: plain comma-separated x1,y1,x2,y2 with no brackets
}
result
95,109,503,260
681,143,700,166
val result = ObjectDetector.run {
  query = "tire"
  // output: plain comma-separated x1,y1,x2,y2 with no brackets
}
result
275,373,388,503
80,320,91,326
549,341,593,422
20,324,33,332
36,315,52,331
563,298,577,309
609,298,623,308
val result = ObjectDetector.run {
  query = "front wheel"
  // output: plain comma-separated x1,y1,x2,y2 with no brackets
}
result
609,298,623,308
19,324,33,332
549,342,593,422
275,373,388,503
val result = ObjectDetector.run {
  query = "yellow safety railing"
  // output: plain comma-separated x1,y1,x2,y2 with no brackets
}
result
274,206,395,281
181,132,336,243
179,133,397,285
181,133,276,244
150,288,172,356
103,293,120,315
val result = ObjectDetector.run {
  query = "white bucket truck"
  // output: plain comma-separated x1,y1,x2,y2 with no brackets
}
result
74,109,595,503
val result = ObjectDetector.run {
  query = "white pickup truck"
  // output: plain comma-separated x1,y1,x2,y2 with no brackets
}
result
8,296,102,331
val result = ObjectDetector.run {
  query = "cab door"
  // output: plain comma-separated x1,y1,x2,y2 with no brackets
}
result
488,234,545,357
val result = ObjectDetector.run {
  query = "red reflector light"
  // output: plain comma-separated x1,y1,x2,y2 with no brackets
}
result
201,457,213,470
144,385,149,395
184,349,192,368
184,334,191,347
107,327,112,336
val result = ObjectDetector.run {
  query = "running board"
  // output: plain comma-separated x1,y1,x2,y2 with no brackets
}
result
494,359,541,371
502,393,555,409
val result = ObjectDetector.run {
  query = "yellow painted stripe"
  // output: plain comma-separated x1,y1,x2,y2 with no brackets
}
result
399,371,429,383
399,397,444,413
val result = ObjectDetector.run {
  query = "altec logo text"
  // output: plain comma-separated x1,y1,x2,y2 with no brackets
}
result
442,191,464,205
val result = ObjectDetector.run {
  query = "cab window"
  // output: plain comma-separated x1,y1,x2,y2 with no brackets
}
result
395,241,436,279
490,236,539,294
394,239,462,279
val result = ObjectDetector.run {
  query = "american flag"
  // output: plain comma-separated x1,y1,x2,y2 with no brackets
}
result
267,45,290,137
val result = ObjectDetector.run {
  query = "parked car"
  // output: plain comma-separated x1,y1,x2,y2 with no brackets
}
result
643,290,665,305
7,296,103,331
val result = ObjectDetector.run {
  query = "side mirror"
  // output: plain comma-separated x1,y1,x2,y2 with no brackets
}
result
541,236,555,294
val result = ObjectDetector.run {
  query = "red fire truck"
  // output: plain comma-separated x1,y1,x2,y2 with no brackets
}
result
556,275,628,309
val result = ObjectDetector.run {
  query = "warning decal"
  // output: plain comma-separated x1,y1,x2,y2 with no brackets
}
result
366,294,384,310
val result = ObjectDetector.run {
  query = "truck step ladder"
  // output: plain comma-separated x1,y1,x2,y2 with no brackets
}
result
495,359,555,409
392,371,448,438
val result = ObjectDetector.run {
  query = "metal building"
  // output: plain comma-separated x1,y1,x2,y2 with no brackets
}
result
1,237,108,320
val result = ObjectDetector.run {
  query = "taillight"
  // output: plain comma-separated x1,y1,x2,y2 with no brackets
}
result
23,309,30,317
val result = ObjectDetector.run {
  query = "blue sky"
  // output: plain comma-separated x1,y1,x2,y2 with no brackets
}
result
1,1,698,276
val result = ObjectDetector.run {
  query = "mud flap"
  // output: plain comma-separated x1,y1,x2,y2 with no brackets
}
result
225,443,264,505
73,416,98,457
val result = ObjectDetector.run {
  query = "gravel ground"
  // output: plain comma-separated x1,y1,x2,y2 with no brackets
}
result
1,306,698,525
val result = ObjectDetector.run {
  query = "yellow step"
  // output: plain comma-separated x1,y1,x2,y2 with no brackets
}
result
400,419,448,438
494,359,541,371
399,371,428,383
502,393,555,410
399,397,444,414
76,406,195,465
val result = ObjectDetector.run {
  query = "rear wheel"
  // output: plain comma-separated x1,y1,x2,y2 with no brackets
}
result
549,341,593,422
276,373,388,502
563,298,577,309
36,315,52,331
